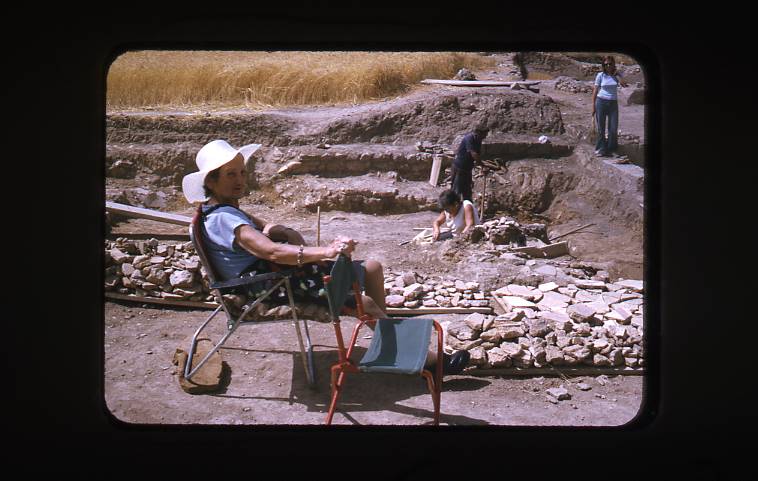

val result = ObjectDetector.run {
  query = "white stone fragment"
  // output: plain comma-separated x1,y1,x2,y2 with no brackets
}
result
615,279,643,292
538,282,559,292
501,296,537,309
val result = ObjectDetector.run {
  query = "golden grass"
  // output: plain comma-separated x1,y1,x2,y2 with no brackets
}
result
107,51,496,110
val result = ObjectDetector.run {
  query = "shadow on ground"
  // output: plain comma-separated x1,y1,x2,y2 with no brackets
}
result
210,345,492,425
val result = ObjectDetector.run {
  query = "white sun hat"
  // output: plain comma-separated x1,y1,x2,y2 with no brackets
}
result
181,139,262,204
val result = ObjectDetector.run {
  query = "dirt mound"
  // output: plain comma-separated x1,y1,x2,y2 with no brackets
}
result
520,52,645,85
321,91,565,144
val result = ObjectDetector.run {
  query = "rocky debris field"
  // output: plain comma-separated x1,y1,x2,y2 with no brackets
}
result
105,209,644,373
447,277,644,371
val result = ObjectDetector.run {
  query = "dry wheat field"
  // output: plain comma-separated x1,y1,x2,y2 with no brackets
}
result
106,50,496,111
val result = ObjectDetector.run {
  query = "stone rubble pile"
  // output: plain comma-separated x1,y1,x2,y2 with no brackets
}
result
104,238,211,302
104,238,333,321
553,76,594,94
415,141,452,155
382,272,491,309
445,278,645,370
104,238,494,312
105,238,645,372
467,216,550,247
454,68,477,81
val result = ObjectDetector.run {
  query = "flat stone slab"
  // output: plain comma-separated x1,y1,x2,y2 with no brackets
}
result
173,337,225,394
500,296,537,309
615,279,643,292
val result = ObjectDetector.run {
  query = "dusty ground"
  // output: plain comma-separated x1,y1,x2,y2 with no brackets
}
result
105,301,643,426
104,52,646,426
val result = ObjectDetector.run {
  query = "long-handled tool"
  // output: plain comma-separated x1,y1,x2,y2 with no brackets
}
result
316,205,321,246
479,167,488,219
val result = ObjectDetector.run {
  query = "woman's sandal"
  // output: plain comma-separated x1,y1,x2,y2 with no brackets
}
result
441,350,471,375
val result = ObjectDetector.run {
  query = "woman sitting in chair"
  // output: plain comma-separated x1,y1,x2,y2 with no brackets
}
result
182,139,469,374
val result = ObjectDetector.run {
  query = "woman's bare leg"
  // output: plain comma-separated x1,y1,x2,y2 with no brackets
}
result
363,259,386,313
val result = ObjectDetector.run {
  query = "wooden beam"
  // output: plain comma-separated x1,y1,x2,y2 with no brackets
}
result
421,79,541,87
464,366,644,377
106,233,191,241
511,241,569,258
491,294,510,313
106,201,192,226
105,291,218,309
106,292,492,316
386,306,492,316
429,154,443,186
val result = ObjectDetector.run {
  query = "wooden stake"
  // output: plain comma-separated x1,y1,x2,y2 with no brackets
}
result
429,154,443,186
316,206,321,247
479,168,488,218
549,223,595,242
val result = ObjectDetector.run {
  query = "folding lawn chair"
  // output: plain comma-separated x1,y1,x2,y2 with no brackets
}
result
184,205,318,387
323,254,444,425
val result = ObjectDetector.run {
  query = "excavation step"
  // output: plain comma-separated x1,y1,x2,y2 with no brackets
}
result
106,138,575,186
274,174,441,214
275,138,573,178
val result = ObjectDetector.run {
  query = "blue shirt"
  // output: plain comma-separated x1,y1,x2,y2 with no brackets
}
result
595,72,623,101
454,132,483,171
201,204,260,280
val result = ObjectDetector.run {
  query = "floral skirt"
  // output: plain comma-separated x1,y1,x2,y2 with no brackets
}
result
236,258,365,308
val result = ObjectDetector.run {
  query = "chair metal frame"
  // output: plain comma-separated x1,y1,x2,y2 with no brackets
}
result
184,205,317,387
323,255,444,425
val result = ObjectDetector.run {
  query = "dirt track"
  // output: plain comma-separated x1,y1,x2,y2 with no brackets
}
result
104,52,647,426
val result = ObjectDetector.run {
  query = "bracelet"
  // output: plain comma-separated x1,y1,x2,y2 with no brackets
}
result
297,245,304,267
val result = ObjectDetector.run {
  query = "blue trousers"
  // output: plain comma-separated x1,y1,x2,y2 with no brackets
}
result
595,98,619,155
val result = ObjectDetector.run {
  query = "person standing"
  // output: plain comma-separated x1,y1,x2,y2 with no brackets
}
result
592,56,628,157
450,124,489,201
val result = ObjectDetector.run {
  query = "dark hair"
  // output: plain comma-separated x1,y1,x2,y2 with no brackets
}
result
601,55,616,74
438,189,462,210
202,167,221,198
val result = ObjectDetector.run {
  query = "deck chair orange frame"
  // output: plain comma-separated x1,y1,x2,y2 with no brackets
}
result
184,205,317,387
323,254,444,425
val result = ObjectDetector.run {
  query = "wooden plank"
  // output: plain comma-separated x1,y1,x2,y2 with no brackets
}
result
511,241,570,259
106,292,492,315
511,245,545,257
421,79,541,87
541,241,569,258
491,294,510,313
105,292,218,309
106,233,191,241
386,306,492,316
106,201,193,226
464,366,644,377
